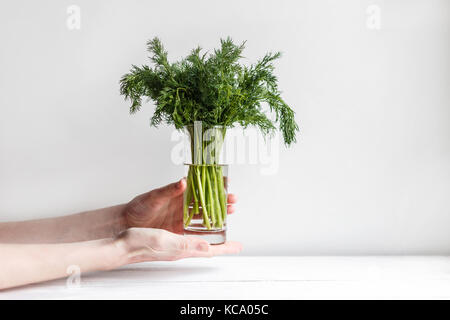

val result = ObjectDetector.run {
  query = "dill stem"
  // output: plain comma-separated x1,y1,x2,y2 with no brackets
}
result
216,166,227,221
205,168,216,226
194,166,211,229
210,166,223,228
183,168,192,223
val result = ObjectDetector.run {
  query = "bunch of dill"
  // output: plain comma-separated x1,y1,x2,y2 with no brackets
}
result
120,37,298,146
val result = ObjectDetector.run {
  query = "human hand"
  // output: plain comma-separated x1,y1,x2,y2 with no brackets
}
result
0,227,242,290
114,228,242,263
123,179,237,234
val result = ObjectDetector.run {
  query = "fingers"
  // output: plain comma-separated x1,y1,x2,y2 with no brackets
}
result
122,228,242,264
227,194,237,203
227,193,237,214
149,230,210,259
165,232,243,259
161,231,243,259
207,241,243,256
179,238,243,259
152,178,186,200
177,235,210,252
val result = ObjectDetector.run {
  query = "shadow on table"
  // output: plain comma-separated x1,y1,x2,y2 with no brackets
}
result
1,264,218,293
80,264,218,284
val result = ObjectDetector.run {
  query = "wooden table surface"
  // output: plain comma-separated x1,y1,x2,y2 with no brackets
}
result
2,256,450,299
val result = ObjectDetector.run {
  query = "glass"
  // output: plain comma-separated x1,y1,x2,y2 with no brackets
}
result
183,164,228,244
182,122,229,244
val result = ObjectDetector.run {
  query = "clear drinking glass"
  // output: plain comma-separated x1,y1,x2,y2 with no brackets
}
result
182,121,229,244
183,164,228,244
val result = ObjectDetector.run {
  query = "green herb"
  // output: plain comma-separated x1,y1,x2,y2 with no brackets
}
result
120,37,298,146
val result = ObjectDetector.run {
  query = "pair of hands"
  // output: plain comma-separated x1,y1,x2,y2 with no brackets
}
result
116,179,242,263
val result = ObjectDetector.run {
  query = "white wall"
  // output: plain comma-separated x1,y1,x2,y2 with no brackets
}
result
1,0,449,254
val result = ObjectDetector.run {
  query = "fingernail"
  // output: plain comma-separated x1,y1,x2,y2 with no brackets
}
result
197,242,209,252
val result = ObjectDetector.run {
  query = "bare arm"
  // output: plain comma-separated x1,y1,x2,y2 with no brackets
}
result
0,179,237,244
0,228,242,290
0,238,119,289
0,204,127,243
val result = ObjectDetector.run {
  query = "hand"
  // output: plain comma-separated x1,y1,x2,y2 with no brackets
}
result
115,228,242,263
123,179,237,234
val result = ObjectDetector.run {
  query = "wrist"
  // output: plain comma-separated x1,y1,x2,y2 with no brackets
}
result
113,204,130,235
110,233,133,268
98,237,130,270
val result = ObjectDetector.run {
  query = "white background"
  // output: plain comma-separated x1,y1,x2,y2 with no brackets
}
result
0,0,449,255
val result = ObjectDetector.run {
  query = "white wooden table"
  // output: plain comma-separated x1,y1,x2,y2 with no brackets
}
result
2,256,450,299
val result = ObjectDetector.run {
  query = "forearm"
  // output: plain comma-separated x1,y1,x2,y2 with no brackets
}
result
0,204,128,243
0,239,127,290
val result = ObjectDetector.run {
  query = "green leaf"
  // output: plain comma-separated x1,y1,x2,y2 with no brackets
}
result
119,37,299,146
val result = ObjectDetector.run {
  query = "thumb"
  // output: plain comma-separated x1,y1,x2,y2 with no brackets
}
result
153,178,186,199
